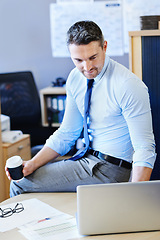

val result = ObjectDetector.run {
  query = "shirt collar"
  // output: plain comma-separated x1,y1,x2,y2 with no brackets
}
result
94,54,110,83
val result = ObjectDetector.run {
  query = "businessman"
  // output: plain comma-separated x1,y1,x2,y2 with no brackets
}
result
6,21,156,196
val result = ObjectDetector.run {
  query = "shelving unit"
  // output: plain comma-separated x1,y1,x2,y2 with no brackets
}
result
129,30,160,180
40,86,66,127
129,29,160,80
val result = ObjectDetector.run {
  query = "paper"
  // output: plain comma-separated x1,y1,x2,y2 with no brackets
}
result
0,198,80,239
0,198,61,232
19,213,81,240
50,0,160,57
50,1,124,57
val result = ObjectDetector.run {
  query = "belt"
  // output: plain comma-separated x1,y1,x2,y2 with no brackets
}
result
87,149,132,170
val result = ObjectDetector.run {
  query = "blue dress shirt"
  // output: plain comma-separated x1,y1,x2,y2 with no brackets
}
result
45,55,156,168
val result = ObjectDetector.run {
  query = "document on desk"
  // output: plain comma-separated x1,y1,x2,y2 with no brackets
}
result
0,198,55,232
0,198,79,238
19,212,81,240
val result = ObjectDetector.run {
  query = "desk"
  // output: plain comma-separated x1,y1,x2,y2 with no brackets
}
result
0,193,160,240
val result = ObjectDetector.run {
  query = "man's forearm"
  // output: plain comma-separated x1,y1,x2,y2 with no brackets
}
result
22,146,60,177
131,166,152,182
32,145,60,170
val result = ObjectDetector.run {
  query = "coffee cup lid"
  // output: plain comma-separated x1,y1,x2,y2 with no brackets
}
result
6,156,23,168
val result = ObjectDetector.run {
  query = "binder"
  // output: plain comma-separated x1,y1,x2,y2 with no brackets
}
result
52,96,59,123
57,95,66,123
46,95,66,124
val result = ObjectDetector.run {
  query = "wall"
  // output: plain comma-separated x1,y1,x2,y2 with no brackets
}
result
0,105,6,202
0,0,129,91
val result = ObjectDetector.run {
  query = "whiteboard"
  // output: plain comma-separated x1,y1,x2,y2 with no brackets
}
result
50,0,160,57
50,1,123,57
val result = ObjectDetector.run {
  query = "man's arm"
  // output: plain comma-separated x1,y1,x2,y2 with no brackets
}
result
131,166,152,182
5,146,60,180
119,77,156,181
23,146,60,177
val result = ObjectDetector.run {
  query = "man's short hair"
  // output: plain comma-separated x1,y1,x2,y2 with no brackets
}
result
67,21,104,48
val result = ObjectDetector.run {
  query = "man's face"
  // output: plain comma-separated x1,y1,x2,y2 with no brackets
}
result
69,40,107,79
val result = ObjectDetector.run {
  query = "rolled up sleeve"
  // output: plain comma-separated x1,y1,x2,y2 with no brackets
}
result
45,87,83,156
121,77,156,168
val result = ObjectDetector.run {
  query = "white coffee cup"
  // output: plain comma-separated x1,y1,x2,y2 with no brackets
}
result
6,156,24,181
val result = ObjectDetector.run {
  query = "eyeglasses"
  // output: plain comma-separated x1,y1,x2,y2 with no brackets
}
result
0,203,24,218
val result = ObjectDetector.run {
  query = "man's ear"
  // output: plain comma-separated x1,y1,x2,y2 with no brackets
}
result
103,41,107,52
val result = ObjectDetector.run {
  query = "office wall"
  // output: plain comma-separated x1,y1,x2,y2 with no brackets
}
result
0,105,6,202
0,0,129,90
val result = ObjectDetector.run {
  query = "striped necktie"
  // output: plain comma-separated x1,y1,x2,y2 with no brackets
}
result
69,79,94,160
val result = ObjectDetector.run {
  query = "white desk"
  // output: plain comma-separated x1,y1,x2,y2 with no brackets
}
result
0,193,160,240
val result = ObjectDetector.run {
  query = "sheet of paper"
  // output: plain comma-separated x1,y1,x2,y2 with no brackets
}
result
19,213,81,240
123,0,160,52
50,1,123,57
0,198,62,232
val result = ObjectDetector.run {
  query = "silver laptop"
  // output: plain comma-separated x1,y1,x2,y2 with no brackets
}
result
77,180,160,235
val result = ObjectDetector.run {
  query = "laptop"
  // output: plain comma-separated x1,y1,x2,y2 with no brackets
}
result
77,180,160,235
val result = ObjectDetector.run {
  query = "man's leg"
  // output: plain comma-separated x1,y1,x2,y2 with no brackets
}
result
10,158,95,197
10,155,131,197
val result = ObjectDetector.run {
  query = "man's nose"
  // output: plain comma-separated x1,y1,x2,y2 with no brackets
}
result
83,61,92,71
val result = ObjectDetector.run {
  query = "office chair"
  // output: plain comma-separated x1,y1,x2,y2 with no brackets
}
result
0,71,53,153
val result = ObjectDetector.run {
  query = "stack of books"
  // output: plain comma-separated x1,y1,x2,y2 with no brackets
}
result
140,15,160,30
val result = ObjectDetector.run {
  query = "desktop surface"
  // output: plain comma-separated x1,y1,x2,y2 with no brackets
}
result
0,192,160,240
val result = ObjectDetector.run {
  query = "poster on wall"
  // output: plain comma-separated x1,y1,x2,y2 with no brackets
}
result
50,0,160,57
50,1,123,57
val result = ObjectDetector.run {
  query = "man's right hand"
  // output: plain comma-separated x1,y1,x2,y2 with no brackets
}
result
22,159,36,177
5,146,60,181
5,165,12,181
5,159,36,181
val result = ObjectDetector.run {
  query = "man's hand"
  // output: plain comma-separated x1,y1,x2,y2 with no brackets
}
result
22,160,36,177
5,159,36,181
5,146,60,181
5,165,12,181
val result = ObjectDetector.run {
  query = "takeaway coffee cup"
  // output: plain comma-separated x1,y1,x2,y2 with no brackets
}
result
6,156,24,181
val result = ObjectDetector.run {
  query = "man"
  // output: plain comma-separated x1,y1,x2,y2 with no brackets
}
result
6,21,156,197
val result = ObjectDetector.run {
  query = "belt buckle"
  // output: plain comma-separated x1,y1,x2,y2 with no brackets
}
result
92,150,99,158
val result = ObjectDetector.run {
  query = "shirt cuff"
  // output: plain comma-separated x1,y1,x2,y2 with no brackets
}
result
133,161,153,168
133,150,157,169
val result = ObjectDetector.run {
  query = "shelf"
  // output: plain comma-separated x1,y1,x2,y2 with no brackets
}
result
129,29,160,37
40,86,66,95
40,86,66,127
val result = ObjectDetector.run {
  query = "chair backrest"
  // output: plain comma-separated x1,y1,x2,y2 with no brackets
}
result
0,71,41,127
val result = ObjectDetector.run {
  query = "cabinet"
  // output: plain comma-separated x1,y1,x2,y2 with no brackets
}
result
2,134,31,199
129,30,160,180
40,87,66,127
